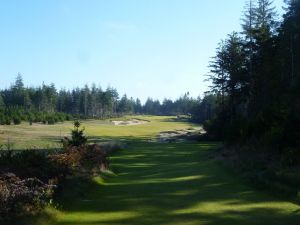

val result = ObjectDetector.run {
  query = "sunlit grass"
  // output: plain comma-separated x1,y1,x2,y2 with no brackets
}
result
0,116,196,149
6,116,299,225
38,141,300,225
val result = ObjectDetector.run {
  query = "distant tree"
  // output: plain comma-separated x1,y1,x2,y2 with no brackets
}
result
0,94,5,108
14,73,24,90
161,99,174,115
143,98,161,115
0,75,207,123
117,94,134,114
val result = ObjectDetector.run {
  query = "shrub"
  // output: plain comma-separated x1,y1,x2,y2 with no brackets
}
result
83,144,110,170
47,116,56,125
34,113,43,123
28,113,35,125
0,114,5,125
65,114,72,121
0,150,66,222
0,173,53,222
50,144,110,173
4,116,11,125
13,116,21,125
0,150,67,182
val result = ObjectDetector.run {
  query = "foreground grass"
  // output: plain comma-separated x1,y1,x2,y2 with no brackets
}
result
4,116,299,224
35,140,299,225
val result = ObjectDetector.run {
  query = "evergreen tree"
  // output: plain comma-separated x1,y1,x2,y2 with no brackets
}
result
134,98,143,114
0,94,5,108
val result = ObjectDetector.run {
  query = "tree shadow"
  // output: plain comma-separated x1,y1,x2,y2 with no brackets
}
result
160,117,191,123
52,141,300,225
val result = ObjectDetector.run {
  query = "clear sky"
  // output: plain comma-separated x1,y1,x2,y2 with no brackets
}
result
0,0,285,102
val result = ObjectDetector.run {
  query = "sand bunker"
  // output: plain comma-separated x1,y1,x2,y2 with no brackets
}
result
112,119,149,126
157,127,206,142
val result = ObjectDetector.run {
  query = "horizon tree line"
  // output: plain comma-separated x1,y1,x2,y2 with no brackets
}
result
0,74,215,124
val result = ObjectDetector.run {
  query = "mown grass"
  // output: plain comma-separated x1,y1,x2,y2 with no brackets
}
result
0,116,197,149
35,140,299,225
4,116,299,224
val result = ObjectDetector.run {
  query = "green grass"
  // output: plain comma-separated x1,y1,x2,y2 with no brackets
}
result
40,141,300,225
0,116,197,149
3,116,299,224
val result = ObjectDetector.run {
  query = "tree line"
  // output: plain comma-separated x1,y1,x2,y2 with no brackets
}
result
203,0,300,164
0,75,214,124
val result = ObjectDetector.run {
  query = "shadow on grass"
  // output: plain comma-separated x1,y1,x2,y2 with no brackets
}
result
49,141,299,225
40,134,153,145
160,117,190,123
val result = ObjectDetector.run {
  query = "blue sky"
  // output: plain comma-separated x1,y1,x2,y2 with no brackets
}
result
0,0,285,102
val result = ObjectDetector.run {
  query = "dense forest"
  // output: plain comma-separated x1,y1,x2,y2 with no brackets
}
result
0,74,215,124
202,0,300,165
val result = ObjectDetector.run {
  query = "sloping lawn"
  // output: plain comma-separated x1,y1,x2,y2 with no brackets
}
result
43,141,300,225
8,116,298,225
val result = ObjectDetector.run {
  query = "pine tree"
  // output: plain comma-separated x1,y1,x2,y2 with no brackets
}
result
208,32,248,119
242,0,257,78
0,94,5,108
254,0,278,41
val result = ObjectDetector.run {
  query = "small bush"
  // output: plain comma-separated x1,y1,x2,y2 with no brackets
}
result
13,116,21,125
47,116,56,125
0,173,53,222
50,144,110,172
0,115,5,125
62,121,87,147
34,113,44,123
4,117,11,125
0,151,63,182
65,114,72,121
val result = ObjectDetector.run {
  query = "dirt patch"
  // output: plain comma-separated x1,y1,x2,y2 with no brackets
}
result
111,119,149,126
